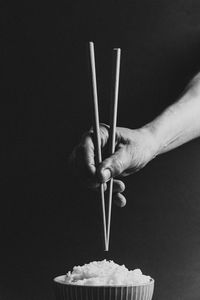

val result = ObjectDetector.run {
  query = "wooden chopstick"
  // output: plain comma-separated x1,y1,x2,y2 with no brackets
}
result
106,48,121,251
88,42,107,251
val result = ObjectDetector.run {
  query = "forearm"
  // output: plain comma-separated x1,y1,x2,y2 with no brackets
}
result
144,73,200,155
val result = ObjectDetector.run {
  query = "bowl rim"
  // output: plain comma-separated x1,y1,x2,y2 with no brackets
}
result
53,275,154,287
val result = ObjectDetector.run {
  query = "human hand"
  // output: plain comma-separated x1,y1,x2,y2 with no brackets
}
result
69,124,158,207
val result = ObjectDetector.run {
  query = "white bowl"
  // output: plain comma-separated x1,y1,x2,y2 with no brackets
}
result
53,275,154,300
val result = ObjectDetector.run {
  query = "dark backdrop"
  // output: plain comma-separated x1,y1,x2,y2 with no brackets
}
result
1,0,200,299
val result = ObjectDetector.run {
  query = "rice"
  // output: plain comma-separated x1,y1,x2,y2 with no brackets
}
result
65,260,151,286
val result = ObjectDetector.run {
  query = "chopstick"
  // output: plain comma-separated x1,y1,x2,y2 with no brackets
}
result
88,42,107,251
88,42,121,251
106,48,121,251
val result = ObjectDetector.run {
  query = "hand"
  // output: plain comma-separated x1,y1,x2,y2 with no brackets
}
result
69,123,158,207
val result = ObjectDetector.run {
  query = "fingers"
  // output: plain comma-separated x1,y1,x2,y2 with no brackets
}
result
113,179,125,193
97,146,131,182
69,124,110,187
92,179,125,193
112,180,126,207
113,193,127,207
78,134,96,177
68,134,95,181
113,180,126,207
92,179,126,207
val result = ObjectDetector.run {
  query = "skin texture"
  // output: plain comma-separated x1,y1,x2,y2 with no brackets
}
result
69,73,200,207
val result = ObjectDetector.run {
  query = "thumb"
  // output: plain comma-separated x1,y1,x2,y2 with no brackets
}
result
97,146,131,182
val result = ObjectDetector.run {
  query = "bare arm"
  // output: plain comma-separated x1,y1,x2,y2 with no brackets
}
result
145,73,200,155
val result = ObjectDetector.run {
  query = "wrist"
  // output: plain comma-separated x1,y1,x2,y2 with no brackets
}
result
130,124,161,164
140,123,162,158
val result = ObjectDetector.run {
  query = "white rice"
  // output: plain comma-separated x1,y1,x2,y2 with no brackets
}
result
65,260,151,286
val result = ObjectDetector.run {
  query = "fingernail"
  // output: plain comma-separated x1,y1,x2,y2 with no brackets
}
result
102,169,111,182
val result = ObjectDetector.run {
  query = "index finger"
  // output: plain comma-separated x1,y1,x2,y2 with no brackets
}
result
77,131,96,178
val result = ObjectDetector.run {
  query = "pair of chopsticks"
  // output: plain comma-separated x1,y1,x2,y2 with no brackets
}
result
88,42,121,251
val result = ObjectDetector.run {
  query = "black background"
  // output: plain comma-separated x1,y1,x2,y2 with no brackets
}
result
1,0,200,299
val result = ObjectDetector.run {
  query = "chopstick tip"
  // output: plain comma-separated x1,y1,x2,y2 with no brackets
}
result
113,47,121,51
105,244,109,252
